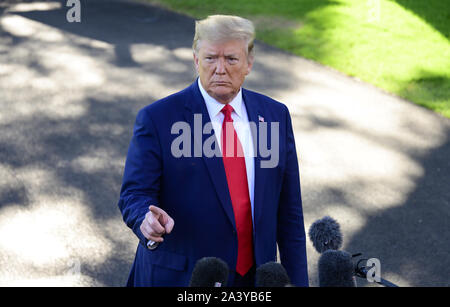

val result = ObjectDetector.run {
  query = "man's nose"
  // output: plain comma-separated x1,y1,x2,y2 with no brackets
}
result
215,58,226,74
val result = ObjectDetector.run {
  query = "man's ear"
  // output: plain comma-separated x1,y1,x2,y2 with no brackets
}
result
193,52,199,72
246,55,254,75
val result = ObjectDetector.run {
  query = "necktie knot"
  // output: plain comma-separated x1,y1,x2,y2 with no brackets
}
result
221,104,234,121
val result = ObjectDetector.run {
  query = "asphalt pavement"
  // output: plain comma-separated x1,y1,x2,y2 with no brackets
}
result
0,0,449,286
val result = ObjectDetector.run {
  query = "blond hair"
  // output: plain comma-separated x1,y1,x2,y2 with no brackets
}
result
192,15,255,58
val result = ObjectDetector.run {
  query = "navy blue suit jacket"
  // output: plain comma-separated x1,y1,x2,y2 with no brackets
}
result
118,80,309,286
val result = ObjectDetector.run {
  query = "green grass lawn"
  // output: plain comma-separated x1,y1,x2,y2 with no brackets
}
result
146,0,450,118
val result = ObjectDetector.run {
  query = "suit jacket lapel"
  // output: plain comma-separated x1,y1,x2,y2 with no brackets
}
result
242,88,266,231
183,80,237,231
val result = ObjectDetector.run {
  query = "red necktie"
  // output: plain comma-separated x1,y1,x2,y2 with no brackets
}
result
221,104,254,276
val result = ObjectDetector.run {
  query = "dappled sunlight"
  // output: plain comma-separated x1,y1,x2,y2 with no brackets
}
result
5,2,62,13
71,148,126,173
131,44,171,63
131,43,192,74
0,10,192,111
172,47,195,61
318,205,366,237
298,130,424,186
0,158,124,286
239,0,450,117
0,12,195,128
381,272,412,287
13,166,82,201
249,49,445,225
1,14,39,37
88,123,126,137
0,198,113,281
0,2,180,285
1,274,104,287
41,47,106,87
1,0,448,286
278,61,447,211
0,164,113,263
246,49,450,286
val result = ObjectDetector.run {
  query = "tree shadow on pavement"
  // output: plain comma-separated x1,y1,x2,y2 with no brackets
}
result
0,0,301,286
1,0,449,287
347,134,450,287
300,104,450,287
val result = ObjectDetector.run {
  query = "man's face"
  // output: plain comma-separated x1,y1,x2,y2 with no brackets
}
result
194,39,253,104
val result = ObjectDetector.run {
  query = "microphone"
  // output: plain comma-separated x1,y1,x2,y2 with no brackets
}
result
309,216,399,287
308,216,343,253
318,250,356,287
255,262,291,287
189,257,229,287
309,217,356,287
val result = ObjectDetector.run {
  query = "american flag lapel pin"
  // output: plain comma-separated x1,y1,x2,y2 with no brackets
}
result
258,115,264,122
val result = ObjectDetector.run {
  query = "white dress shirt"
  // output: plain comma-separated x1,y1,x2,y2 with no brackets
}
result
198,79,255,222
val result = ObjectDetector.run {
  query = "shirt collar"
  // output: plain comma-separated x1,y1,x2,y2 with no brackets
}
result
198,78,243,119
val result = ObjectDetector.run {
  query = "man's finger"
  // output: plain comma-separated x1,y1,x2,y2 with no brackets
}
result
148,235,164,243
149,218,165,235
149,205,170,216
141,223,164,242
164,217,175,234
149,205,163,217
140,223,153,240
149,205,174,231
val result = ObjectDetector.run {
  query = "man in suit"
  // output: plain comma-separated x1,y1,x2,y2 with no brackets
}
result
118,15,309,287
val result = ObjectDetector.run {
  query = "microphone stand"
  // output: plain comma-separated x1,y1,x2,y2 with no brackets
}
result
353,254,399,287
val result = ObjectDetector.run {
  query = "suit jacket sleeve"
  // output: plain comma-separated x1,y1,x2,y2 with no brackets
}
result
277,105,309,287
117,107,162,247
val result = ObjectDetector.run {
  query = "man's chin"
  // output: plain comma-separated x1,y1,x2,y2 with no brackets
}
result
209,89,236,104
213,93,235,104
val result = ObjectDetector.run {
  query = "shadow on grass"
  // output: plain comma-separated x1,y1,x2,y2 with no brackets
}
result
393,0,450,39
399,70,450,118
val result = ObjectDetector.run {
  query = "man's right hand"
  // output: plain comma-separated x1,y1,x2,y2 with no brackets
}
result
140,205,175,243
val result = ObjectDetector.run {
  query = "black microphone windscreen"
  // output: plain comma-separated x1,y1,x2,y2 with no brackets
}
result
255,262,291,287
189,257,229,287
318,250,356,287
308,216,343,253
